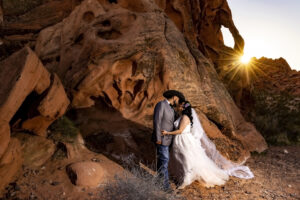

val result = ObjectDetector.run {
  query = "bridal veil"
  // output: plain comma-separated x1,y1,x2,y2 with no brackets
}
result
191,108,254,179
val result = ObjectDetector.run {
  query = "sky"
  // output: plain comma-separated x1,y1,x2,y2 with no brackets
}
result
221,0,300,71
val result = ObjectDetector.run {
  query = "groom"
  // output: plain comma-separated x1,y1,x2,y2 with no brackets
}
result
152,90,185,191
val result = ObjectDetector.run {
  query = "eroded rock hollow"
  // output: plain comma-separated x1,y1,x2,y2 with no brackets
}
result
0,0,269,193
33,0,266,160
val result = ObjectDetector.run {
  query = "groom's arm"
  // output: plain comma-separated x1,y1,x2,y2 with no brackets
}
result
154,102,164,144
162,115,189,135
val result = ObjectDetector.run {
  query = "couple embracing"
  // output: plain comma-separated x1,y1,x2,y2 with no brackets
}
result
152,90,254,191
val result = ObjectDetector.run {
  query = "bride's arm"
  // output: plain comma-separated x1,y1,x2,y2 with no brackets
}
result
162,115,190,135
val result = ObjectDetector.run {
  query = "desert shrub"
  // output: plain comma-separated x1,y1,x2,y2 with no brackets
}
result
249,90,300,145
99,155,184,200
49,116,79,143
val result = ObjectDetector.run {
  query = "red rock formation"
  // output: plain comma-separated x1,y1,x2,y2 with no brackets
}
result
221,56,300,107
0,138,23,193
0,47,50,123
22,74,70,136
0,47,70,192
0,122,9,160
66,161,107,187
34,0,266,162
154,0,298,145
249,57,300,96
0,46,70,136
15,133,56,168
0,46,69,159
219,57,300,144
154,0,244,65
0,0,273,194
1,0,81,33
0,46,49,158
0,0,82,61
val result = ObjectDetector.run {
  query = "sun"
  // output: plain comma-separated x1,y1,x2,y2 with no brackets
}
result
217,48,269,88
240,54,252,64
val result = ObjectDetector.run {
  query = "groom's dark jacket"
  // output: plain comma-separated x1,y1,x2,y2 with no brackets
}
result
152,100,175,146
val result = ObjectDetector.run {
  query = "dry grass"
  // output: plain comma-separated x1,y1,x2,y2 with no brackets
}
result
99,155,185,200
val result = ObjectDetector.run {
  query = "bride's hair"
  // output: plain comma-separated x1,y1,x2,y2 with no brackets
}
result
182,101,193,126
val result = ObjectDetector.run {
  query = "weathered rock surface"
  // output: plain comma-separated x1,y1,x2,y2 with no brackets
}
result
157,0,300,145
220,57,300,144
197,111,247,159
0,46,50,122
66,161,107,187
0,0,82,61
0,46,49,157
0,138,23,193
154,0,244,65
248,58,300,96
2,0,80,32
0,122,10,159
0,46,69,163
34,0,266,162
14,133,56,167
0,0,284,195
22,74,70,136
1,0,300,198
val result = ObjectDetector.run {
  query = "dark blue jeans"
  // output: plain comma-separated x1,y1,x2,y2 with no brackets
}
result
156,144,170,190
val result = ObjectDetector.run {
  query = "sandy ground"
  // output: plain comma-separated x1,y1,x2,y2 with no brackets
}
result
0,148,127,200
1,146,299,200
179,146,300,200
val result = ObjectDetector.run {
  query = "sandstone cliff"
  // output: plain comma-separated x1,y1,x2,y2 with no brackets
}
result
34,0,267,159
0,0,269,194
155,0,244,66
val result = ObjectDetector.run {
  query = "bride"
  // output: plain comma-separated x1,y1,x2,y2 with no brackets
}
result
162,101,254,189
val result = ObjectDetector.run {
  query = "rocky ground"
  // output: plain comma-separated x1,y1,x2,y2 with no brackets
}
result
1,146,127,200
180,146,300,200
0,146,299,200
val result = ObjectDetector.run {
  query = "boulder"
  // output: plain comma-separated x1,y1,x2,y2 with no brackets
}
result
0,46,70,138
14,133,56,167
66,161,107,187
0,46,51,123
0,46,50,158
0,138,23,193
22,74,70,136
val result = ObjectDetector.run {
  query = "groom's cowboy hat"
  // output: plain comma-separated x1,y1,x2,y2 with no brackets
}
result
163,90,185,103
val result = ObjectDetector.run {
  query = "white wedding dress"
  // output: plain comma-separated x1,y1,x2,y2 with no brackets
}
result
169,109,254,188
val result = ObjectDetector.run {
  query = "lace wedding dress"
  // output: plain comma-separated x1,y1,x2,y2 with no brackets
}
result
169,109,254,188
